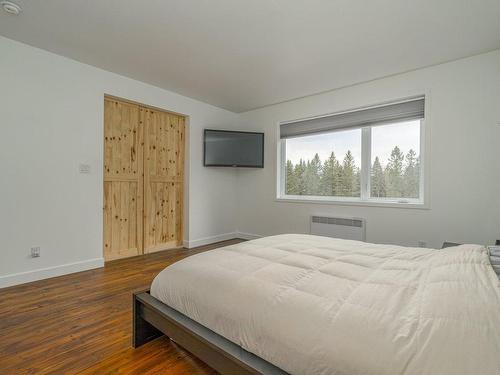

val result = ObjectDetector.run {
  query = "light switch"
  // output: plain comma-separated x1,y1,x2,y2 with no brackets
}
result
79,163,91,174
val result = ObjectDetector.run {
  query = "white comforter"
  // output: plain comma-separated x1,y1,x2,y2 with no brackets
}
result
151,234,500,375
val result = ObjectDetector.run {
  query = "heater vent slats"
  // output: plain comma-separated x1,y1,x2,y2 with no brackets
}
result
311,216,363,227
310,216,365,241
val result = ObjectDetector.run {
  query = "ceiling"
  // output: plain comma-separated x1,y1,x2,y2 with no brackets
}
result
1,1,500,112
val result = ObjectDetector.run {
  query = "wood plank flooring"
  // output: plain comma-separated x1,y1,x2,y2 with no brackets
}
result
0,239,243,374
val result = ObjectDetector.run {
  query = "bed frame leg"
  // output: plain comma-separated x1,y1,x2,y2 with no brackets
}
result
133,291,164,348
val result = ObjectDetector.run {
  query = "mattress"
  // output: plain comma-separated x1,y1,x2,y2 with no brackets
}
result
151,234,500,375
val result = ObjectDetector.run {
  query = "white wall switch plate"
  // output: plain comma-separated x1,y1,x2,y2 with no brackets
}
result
79,163,91,174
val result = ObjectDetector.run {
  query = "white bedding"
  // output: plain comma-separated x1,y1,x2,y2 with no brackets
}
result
151,234,500,375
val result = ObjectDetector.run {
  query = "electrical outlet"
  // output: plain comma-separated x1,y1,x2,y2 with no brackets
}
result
418,241,427,248
31,246,40,258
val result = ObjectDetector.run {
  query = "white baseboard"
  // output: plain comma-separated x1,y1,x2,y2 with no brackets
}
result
183,231,263,249
1,233,264,288
183,232,239,249
0,258,104,289
235,231,262,240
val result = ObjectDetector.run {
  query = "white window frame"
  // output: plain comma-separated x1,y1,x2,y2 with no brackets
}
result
276,97,430,209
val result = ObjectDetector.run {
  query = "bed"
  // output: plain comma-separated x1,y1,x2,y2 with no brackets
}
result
133,234,500,375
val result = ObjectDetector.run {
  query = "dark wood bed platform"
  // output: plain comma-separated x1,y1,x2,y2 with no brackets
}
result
133,291,289,375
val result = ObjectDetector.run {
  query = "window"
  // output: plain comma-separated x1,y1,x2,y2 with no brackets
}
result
285,128,362,197
278,98,425,206
371,120,421,200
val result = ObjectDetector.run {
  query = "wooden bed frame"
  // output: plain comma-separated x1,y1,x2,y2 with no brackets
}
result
133,290,288,375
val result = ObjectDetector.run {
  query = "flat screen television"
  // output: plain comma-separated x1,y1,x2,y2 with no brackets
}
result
203,129,264,168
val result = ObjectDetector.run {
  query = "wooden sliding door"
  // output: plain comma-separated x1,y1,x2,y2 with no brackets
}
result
103,98,144,260
142,108,185,253
103,97,185,261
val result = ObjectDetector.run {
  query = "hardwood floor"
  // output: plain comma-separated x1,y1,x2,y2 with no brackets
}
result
0,239,244,374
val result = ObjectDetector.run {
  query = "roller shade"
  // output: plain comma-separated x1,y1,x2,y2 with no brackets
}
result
280,97,424,139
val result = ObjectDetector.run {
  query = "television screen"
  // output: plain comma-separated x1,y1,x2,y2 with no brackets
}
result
204,129,264,168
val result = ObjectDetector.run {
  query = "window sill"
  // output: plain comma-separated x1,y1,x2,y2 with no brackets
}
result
276,196,429,209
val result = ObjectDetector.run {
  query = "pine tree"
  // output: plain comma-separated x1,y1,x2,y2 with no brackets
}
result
339,150,358,196
352,168,361,197
333,155,343,196
286,159,298,195
319,152,339,196
415,155,420,190
371,156,386,197
285,146,415,199
403,149,419,198
304,153,322,195
294,159,307,195
385,146,404,197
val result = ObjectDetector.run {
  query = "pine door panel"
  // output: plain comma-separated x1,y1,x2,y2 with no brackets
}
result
103,98,143,261
143,108,185,253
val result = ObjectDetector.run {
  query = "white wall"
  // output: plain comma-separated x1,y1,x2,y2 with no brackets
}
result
2,35,500,288
0,36,240,287
236,50,500,248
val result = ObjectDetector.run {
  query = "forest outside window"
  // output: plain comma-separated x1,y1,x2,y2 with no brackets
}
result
278,97,425,206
